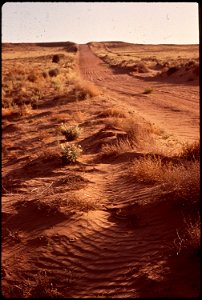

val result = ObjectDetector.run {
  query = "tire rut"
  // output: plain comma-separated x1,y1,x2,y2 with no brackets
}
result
79,44,199,143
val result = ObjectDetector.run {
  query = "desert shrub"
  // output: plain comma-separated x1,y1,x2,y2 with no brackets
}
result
174,216,200,255
29,270,62,298
192,64,199,76
48,68,60,77
101,138,133,157
179,141,200,161
73,80,100,100
131,156,200,205
185,60,196,68
60,123,80,141
98,108,127,118
52,54,60,63
130,156,164,184
167,66,179,76
105,116,152,150
60,143,82,163
184,216,200,252
143,88,153,94
42,71,48,78
27,73,38,82
13,199,64,218
2,270,62,298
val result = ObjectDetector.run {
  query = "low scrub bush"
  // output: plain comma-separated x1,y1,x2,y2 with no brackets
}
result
48,68,60,77
27,73,38,82
98,107,127,118
2,270,62,298
52,54,60,63
179,141,200,161
143,87,153,94
73,80,100,100
60,143,82,163
167,66,179,76
60,123,80,141
102,138,133,157
131,156,200,205
174,215,200,255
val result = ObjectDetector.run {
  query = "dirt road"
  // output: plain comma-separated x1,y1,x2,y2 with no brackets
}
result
79,44,199,144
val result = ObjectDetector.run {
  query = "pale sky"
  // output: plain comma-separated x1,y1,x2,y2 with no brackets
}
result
1,2,199,44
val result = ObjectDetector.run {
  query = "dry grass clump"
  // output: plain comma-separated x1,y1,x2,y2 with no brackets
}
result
48,68,60,77
13,198,66,218
102,116,154,155
178,141,200,161
72,80,100,100
174,215,200,256
130,156,164,184
167,66,179,76
52,54,60,63
130,155,200,205
60,123,81,141
102,139,133,157
184,216,200,252
143,87,153,94
131,153,200,256
98,107,127,118
67,197,98,212
2,270,62,298
116,117,153,148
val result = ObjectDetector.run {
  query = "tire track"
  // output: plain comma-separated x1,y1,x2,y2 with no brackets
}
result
79,44,199,143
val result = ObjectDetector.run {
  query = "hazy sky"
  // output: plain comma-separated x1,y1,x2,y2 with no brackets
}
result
2,2,199,44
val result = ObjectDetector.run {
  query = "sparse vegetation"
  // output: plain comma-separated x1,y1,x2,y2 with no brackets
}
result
2,270,62,298
167,66,179,76
60,123,81,141
60,143,82,163
174,215,200,256
130,154,200,205
184,216,200,253
143,87,153,94
179,141,200,161
102,138,133,157
98,107,127,118
99,115,157,156
72,80,100,100
2,42,200,298
2,49,76,111
52,54,60,63
48,68,60,77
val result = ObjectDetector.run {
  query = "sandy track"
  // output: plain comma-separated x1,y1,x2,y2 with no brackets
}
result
79,44,199,143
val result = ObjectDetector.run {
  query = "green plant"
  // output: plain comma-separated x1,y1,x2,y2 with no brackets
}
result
143,87,153,94
60,143,82,163
60,123,80,141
